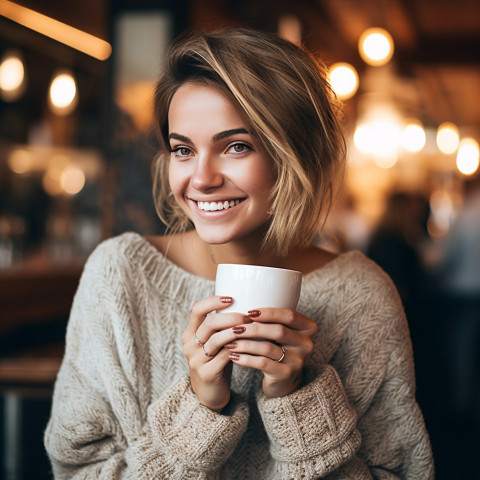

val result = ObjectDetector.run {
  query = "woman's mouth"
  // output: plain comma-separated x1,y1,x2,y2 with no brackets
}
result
196,199,245,211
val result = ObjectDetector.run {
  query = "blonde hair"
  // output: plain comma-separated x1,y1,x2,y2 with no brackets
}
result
153,28,346,256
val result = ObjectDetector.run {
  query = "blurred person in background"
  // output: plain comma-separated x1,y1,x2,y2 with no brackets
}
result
435,173,480,424
44,28,433,479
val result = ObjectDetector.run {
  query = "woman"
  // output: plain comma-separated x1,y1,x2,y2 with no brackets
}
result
45,29,434,479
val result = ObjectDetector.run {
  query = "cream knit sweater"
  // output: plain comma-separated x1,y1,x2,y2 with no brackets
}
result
45,232,434,479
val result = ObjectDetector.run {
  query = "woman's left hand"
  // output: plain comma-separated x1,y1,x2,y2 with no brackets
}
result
226,308,318,398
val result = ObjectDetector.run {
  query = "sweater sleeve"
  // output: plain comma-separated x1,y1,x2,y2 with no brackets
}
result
256,257,434,480
44,240,249,479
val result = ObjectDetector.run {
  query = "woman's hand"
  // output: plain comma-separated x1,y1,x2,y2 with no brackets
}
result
182,296,252,412
226,308,318,398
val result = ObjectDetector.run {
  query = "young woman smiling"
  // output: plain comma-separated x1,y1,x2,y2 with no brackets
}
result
45,29,434,479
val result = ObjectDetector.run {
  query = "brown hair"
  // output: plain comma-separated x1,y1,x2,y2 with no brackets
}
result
153,28,346,256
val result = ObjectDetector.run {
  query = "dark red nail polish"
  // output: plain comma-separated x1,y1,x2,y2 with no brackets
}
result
229,353,240,361
232,326,246,335
225,342,237,349
243,316,253,324
220,296,233,303
248,310,261,318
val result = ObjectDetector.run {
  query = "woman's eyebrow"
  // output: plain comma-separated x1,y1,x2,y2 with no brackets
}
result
168,133,191,143
212,128,249,141
168,128,249,144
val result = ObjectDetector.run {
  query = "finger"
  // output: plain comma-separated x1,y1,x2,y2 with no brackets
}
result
195,312,250,345
228,351,291,376
182,296,233,343
247,308,317,333
229,322,307,347
226,339,286,362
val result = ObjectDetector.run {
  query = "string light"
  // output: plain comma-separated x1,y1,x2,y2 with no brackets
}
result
436,122,459,154
456,138,479,175
328,63,359,100
358,28,394,66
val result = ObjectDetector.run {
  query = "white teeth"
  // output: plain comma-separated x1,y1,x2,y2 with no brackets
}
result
197,199,243,211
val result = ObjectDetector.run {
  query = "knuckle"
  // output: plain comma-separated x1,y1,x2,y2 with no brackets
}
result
305,338,314,354
274,324,286,338
285,309,296,324
191,301,204,317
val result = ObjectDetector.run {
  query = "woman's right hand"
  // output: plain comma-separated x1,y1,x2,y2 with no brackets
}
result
182,296,249,412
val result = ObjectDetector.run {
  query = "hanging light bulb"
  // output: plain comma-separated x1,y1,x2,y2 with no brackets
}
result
358,28,394,66
48,69,78,115
436,122,459,154
456,138,479,176
0,51,26,101
328,62,359,100
401,121,426,152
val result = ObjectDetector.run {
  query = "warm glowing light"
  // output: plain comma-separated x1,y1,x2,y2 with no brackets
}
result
0,52,25,101
328,63,359,100
60,166,85,194
49,71,77,115
354,124,373,154
354,119,401,168
0,1,111,60
358,28,394,66
43,166,64,196
456,138,480,175
436,122,459,154
8,149,33,173
401,122,426,152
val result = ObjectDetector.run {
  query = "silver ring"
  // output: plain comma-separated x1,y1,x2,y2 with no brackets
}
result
276,346,286,363
193,334,204,347
202,344,215,357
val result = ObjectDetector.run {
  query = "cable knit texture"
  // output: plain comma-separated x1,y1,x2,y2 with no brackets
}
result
44,232,434,479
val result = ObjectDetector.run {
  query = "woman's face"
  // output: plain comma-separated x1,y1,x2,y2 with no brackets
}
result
168,82,275,246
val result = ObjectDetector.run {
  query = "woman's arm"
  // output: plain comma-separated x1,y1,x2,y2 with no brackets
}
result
44,241,249,479
255,263,434,479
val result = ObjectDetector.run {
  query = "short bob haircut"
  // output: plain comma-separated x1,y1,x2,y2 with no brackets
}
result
153,28,346,256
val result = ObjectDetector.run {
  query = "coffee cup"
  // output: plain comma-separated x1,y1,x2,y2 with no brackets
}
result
215,264,302,314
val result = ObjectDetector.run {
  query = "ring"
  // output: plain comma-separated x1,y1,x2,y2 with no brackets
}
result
193,334,204,347
202,344,215,357
275,346,286,363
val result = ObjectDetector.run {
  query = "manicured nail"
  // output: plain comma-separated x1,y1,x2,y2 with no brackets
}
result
232,326,246,335
225,342,237,349
248,310,261,318
220,296,233,303
229,353,240,361
242,316,253,324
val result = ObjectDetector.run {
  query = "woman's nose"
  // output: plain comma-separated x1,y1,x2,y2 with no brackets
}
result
190,157,224,191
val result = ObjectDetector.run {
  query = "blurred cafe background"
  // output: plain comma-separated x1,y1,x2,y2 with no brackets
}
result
0,0,479,478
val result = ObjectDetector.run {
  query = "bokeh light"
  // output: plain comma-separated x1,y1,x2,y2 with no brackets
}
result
436,122,459,154
48,71,78,115
328,62,359,100
358,28,394,66
0,52,26,101
456,138,480,175
401,122,426,152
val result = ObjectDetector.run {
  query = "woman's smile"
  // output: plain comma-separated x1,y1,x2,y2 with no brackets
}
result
168,82,275,246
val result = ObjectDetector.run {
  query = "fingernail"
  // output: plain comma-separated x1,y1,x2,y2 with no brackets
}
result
248,310,261,318
243,316,253,324
232,326,246,335
220,296,233,303
229,353,240,361
225,342,237,349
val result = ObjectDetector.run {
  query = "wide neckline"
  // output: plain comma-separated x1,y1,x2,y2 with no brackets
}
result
126,231,360,286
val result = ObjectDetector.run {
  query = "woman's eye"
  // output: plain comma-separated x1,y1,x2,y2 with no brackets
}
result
171,147,192,157
228,143,250,154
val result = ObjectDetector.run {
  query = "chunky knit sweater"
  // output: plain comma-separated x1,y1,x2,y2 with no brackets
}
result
45,232,434,479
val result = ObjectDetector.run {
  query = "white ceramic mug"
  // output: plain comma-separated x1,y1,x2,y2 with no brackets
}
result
215,264,302,314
